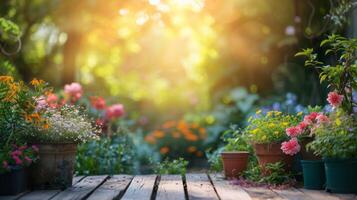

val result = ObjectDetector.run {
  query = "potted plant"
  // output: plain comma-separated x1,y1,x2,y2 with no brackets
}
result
296,35,357,192
307,108,357,193
245,110,299,173
0,144,39,195
26,104,99,189
0,76,48,194
281,110,328,190
220,125,251,178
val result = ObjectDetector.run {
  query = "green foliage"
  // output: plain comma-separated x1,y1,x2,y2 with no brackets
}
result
245,111,300,144
0,144,38,173
75,135,135,175
205,147,224,172
296,35,357,113
308,110,357,158
243,162,293,185
222,125,252,152
152,158,188,175
0,18,21,44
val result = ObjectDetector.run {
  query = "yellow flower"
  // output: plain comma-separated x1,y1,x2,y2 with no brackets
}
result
297,112,303,116
252,128,259,134
335,118,341,126
274,111,282,116
282,122,289,126
267,111,273,117
256,109,262,115
268,123,275,128
274,131,279,135
262,135,267,140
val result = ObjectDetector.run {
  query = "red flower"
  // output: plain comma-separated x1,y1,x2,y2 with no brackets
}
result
95,118,105,127
90,96,106,110
105,104,125,120
298,121,309,130
303,112,319,124
327,91,344,108
286,126,302,137
46,93,59,108
281,138,301,155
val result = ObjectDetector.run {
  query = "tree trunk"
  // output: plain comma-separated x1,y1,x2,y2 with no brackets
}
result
62,32,81,85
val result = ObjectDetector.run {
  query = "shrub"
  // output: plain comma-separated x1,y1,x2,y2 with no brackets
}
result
152,158,188,175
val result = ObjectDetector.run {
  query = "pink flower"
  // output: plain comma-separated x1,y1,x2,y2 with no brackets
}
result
10,150,22,157
46,93,58,108
19,145,28,151
105,104,125,120
24,156,32,164
32,145,39,152
286,126,302,137
90,96,106,110
36,96,47,110
281,138,301,155
95,118,105,127
64,82,83,102
327,91,344,108
316,114,329,124
303,112,319,124
13,156,22,165
298,121,309,130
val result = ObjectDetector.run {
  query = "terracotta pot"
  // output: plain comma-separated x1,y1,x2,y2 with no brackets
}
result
221,151,249,178
300,137,320,160
253,143,293,174
29,143,77,189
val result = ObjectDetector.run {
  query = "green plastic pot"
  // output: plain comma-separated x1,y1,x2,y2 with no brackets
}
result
324,158,357,194
301,160,325,190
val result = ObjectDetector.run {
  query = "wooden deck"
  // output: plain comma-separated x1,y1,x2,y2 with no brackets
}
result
1,174,356,200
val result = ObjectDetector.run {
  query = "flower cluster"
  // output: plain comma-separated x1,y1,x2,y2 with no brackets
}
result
28,105,99,143
281,91,344,155
145,120,207,159
246,110,300,144
0,144,39,173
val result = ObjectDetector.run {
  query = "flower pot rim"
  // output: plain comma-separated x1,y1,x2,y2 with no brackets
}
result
323,157,357,162
301,159,324,164
221,151,249,154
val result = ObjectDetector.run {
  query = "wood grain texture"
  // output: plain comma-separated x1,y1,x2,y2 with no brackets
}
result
272,188,312,200
298,188,342,200
243,187,283,200
18,190,59,200
86,175,133,200
121,175,157,200
156,175,185,200
50,175,107,200
185,173,219,200
72,176,85,185
209,174,251,200
0,192,28,200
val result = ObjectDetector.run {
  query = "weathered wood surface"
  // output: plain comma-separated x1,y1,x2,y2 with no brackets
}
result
156,175,185,200
185,173,219,200
86,175,133,200
120,175,157,200
1,174,356,200
209,173,251,200
51,175,107,200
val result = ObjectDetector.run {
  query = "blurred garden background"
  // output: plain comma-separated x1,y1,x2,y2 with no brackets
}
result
1,0,356,175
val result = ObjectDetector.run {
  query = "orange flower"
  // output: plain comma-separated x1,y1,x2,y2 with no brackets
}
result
162,120,176,129
43,123,49,129
30,78,45,87
199,128,207,139
191,123,199,129
172,131,180,138
187,146,197,153
153,130,165,138
145,135,156,144
184,133,198,141
195,151,203,157
0,76,14,84
160,146,170,154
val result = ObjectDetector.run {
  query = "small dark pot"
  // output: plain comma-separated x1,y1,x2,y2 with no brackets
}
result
300,138,320,161
29,143,77,190
324,158,357,194
0,166,27,195
301,160,325,190
253,143,293,174
221,151,249,178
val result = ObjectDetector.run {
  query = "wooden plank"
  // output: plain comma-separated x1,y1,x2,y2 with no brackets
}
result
209,173,251,200
86,175,133,200
18,190,60,200
298,188,342,200
272,188,312,200
121,175,157,200
243,187,283,200
156,175,185,200
0,192,28,200
50,175,107,200
331,194,357,200
72,175,85,184
185,173,219,200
